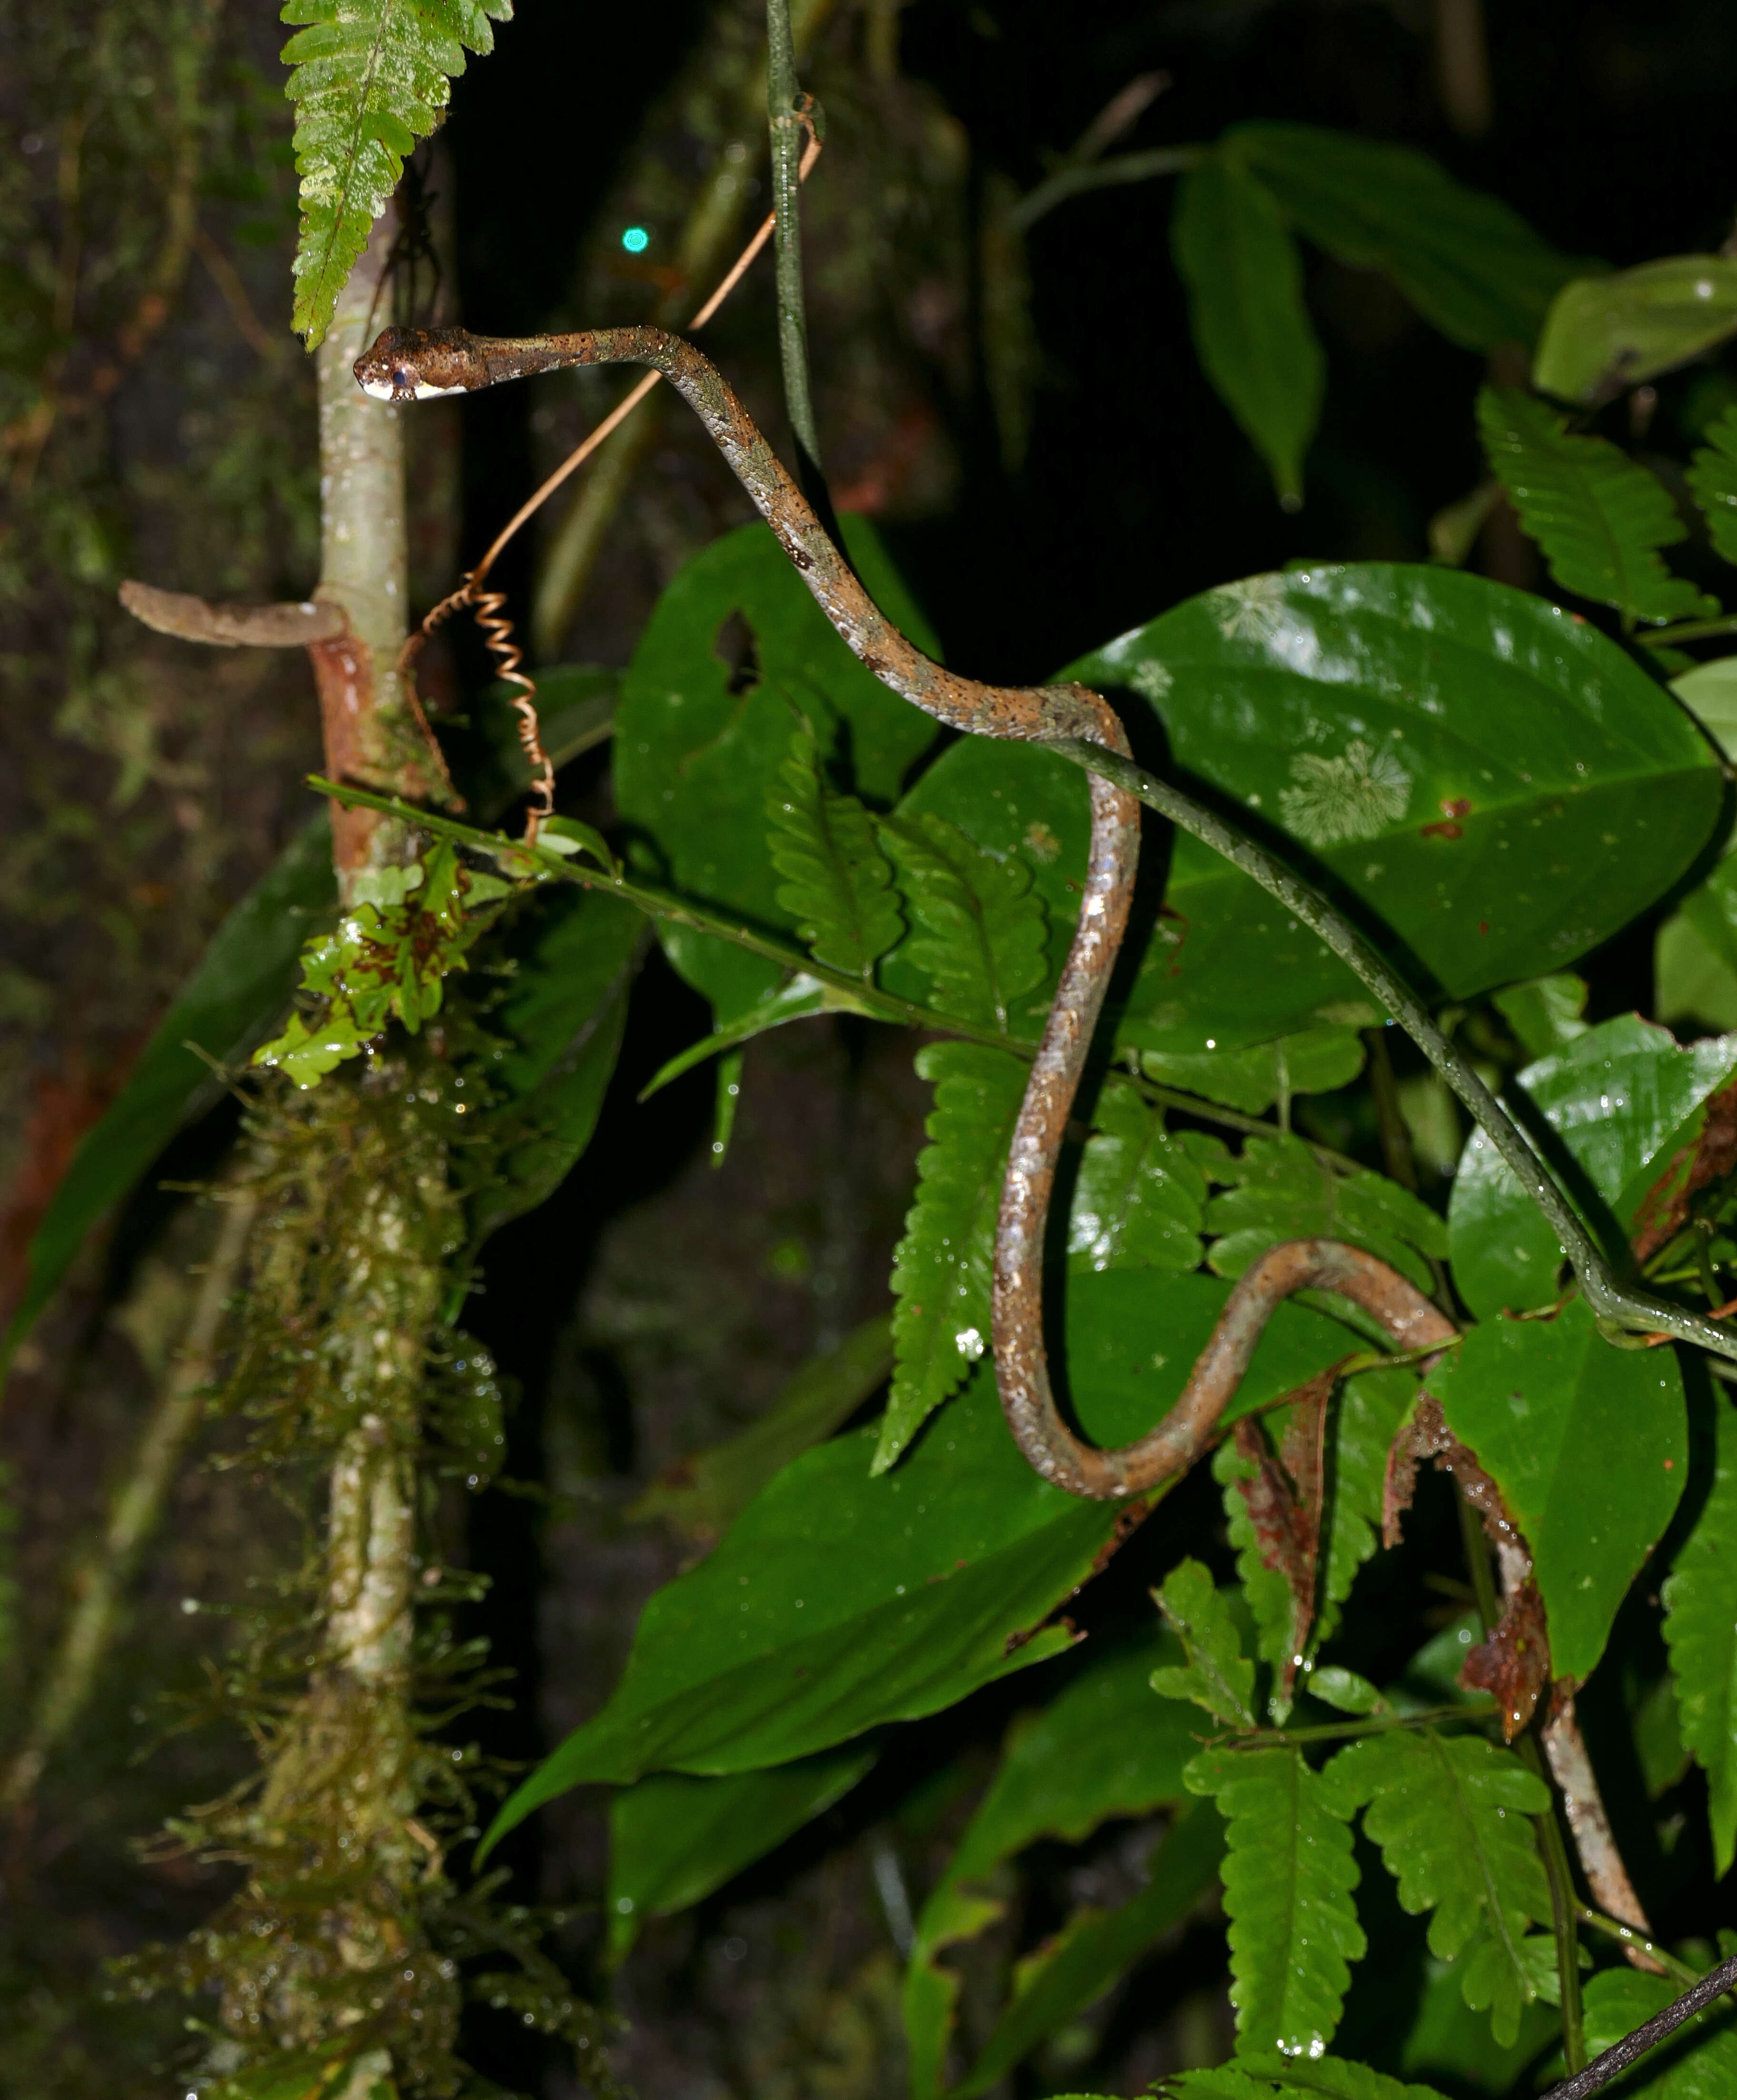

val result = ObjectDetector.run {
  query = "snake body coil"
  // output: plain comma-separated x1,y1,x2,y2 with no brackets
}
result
356,323,1454,1498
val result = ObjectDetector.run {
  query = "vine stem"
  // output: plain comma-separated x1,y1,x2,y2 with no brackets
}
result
308,773,1371,1175
1052,737,1737,1364
1538,1953,1737,2100
766,0,825,507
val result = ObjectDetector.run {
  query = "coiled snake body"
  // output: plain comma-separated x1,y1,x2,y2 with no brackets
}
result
356,323,1455,1500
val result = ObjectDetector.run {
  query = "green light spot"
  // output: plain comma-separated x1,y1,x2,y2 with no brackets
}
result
621,226,649,254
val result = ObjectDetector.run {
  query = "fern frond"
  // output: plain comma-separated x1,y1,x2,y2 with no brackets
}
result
1156,2054,1449,2098
1184,1744,1364,2059
768,726,903,980
1325,1729,1551,2047
1152,1558,1256,1727
281,0,511,346
878,811,1048,1032
1477,386,1717,627
878,1044,1028,1472
1687,406,1737,570
1205,1132,1446,1293
1662,1393,1737,1874
1067,1087,1209,1274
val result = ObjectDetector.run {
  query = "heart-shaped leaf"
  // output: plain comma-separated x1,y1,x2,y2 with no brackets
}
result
1424,1296,1687,1683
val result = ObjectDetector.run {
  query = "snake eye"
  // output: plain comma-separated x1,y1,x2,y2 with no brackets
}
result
393,365,417,394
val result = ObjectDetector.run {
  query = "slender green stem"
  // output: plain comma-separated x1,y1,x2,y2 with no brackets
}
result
766,0,825,506
1576,1908,1701,1989
1051,736,1737,1363
1523,1729,1588,2074
1009,144,1205,232
1460,1444,1586,2067
1647,615,1737,646
1237,1703,1492,1748
310,776,1376,1173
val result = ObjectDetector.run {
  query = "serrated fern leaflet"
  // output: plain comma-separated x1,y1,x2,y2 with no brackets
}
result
878,811,1048,1033
281,0,512,346
768,726,903,980
1477,384,1716,627
1068,1089,1209,1275
1184,1743,1363,2059
1152,1558,1256,1726
879,1043,1026,1473
1687,406,1737,570
1325,1729,1551,2047
1662,1394,1737,1875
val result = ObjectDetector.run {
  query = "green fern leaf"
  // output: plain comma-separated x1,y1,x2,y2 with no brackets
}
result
879,1043,1028,1472
1152,1558,1256,1727
878,811,1048,1032
1183,1744,1364,2058
1324,1729,1551,2047
768,726,903,980
1662,1393,1737,1875
1157,2054,1449,2098
280,0,512,346
1477,385,1717,626
1205,1132,1446,1293
1067,1087,1212,1275
1687,405,1737,570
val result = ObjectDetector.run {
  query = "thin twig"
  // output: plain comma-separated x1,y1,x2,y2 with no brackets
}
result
1576,1909,1700,1988
1010,145,1205,233
1538,1955,1737,2100
1,1191,258,1815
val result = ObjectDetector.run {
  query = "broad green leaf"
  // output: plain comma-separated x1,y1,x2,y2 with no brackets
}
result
1477,386,1717,625
1656,869,1737,1035
1066,1085,1210,1275
1673,655,1737,755
1426,1297,1687,1683
1662,1394,1737,1875
767,725,903,979
1231,122,1583,351
1492,972,1590,1060
1183,1744,1365,2059
486,1270,1368,1849
1325,1730,1551,2048
1687,405,1737,568
1447,1014,1737,1318
1065,563,1721,1051
1305,1666,1385,1716
1579,1966,1737,2097
1206,1131,1448,1294
2,818,335,1365
905,1627,1212,2100
954,1803,1225,2097
1172,152,1323,504
280,0,512,346
606,1744,877,1960
1535,258,1737,403
612,516,940,1024
1159,2059,1449,2100
629,1312,894,1544
882,1043,1028,1473
1141,1028,1365,1115
1152,1558,1256,1727
468,887,645,1246
878,811,1049,1033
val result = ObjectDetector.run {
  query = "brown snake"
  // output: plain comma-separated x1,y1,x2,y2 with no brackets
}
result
356,323,1456,1500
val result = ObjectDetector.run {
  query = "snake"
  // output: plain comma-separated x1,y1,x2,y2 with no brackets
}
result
354,323,1456,1501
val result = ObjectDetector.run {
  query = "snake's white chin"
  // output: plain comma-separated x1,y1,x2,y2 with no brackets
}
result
359,375,466,402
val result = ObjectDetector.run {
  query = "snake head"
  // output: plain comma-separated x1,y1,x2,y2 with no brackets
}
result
353,326,475,403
